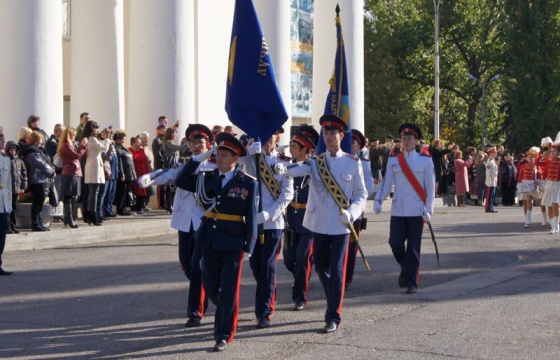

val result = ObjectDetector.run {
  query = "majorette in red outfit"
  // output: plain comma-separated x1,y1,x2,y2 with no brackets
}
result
540,133,560,234
517,147,540,227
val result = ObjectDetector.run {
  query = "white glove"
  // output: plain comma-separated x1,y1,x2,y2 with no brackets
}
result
247,141,262,155
422,210,431,222
257,211,270,224
192,149,213,162
274,163,287,176
138,170,162,188
339,209,353,225
374,201,382,214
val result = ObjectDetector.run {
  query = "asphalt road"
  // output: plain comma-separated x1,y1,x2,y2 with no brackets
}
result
2,201,560,359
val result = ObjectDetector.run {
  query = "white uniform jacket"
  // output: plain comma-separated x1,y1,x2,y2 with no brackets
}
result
240,151,294,230
360,157,375,197
0,156,13,214
150,159,216,232
375,150,435,216
485,158,498,187
286,150,367,235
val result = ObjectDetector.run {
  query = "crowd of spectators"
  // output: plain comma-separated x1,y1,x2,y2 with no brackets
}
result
1,113,194,232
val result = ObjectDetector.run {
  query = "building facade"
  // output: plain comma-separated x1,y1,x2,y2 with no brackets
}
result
0,0,363,144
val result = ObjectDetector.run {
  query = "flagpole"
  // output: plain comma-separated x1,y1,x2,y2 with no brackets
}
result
254,154,265,244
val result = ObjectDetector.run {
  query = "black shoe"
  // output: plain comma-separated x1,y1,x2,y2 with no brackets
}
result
294,302,305,311
11,227,20,234
106,213,117,218
0,268,13,276
398,271,406,288
118,211,131,216
185,317,201,328
31,227,47,232
406,286,417,294
256,318,270,329
213,340,227,352
486,210,498,213
324,322,338,333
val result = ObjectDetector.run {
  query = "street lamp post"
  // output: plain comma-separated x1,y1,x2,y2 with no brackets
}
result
468,73,500,147
433,0,441,140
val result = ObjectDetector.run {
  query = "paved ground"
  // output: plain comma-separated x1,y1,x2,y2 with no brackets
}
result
2,201,560,359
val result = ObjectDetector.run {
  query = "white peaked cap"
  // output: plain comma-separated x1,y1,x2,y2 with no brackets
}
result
542,136,553,146
526,146,540,155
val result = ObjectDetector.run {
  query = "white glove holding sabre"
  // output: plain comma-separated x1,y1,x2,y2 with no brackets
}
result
422,209,431,222
339,209,353,225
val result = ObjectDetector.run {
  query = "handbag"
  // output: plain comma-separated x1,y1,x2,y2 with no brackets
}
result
126,190,136,207
53,153,63,168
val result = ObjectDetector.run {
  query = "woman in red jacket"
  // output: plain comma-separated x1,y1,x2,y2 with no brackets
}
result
129,136,151,213
517,147,540,228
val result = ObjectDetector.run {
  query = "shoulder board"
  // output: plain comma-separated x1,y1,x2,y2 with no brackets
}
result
178,156,191,164
277,153,292,162
359,156,370,162
200,168,216,174
389,153,398,157
208,154,217,164
419,153,431,158
344,153,359,161
236,170,256,181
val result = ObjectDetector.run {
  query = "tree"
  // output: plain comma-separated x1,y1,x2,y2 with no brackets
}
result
364,0,508,148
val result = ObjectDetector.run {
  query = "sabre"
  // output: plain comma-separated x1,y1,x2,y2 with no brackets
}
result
340,208,371,272
426,220,440,266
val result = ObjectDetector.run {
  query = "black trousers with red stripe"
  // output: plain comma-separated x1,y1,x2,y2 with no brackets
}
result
313,233,350,326
282,231,314,304
345,218,363,287
389,216,423,288
178,227,207,320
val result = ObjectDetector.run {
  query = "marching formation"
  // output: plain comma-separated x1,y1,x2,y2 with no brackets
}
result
131,116,435,351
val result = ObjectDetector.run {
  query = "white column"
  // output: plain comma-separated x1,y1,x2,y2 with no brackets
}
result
312,0,364,133
254,0,293,146
127,0,195,140
71,0,124,131
0,1,63,140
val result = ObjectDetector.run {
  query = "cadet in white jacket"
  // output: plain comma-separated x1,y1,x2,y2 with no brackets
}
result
239,128,294,329
374,123,435,294
276,115,367,333
484,147,499,213
138,124,215,328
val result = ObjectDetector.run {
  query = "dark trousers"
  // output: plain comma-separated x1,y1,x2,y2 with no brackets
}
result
249,229,282,320
485,186,497,212
178,227,207,319
96,182,107,218
87,183,101,213
313,232,349,326
0,212,8,268
282,231,313,304
29,183,47,229
114,180,130,214
389,216,423,288
345,218,363,287
501,183,516,206
9,194,19,229
203,248,244,343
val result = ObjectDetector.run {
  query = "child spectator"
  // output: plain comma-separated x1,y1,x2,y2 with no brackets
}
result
5,141,28,234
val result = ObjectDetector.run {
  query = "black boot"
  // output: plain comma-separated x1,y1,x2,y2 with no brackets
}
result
65,201,78,229
91,213,102,226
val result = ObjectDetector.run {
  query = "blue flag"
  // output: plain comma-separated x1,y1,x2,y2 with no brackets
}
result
225,0,288,143
317,6,352,154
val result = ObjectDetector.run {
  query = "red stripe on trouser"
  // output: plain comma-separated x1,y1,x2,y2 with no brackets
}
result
485,187,492,211
197,285,206,319
304,239,314,302
417,222,424,285
337,234,350,320
228,252,244,343
269,251,281,315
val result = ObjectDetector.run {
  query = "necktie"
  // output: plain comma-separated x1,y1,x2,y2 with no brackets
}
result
218,174,225,192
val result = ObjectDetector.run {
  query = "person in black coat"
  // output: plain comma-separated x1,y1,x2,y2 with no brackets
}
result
429,139,453,196
113,132,137,215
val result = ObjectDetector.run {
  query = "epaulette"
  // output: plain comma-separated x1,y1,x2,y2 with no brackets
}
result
389,153,398,157
419,152,432,158
359,155,370,162
236,170,256,181
178,156,191,164
200,167,217,175
344,153,359,161
277,153,292,162
208,153,217,164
